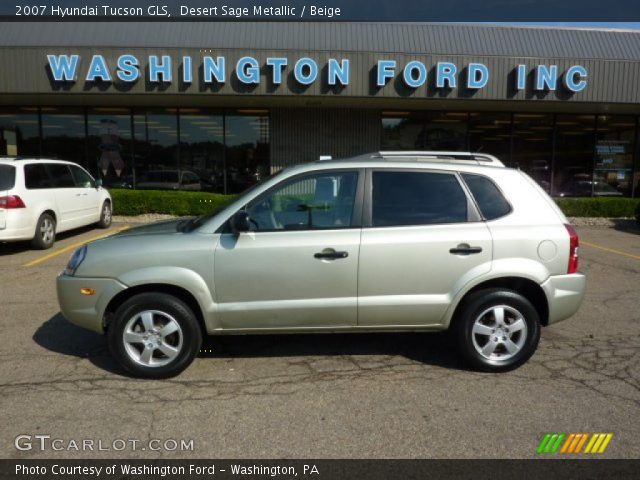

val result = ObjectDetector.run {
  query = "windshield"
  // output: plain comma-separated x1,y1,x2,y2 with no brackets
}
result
183,169,288,232
0,165,16,190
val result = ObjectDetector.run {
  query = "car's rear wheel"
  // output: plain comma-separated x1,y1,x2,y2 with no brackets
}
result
31,213,56,250
97,201,112,229
454,289,540,372
107,293,202,379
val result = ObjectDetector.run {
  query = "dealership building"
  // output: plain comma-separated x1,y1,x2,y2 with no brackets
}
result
1,22,640,196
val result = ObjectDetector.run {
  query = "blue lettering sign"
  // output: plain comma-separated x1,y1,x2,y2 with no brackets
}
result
535,65,558,91
294,58,318,85
86,55,111,82
236,56,260,84
564,65,587,92
116,55,139,82
182,56,192,83
403,61,427,88
149,55,172,83
376,60,396,87
467,63,489,89
328,59,350,86
266,58,287,84
436,62,457,88
47,54,80,82
516,64,527,90
203,56,225,83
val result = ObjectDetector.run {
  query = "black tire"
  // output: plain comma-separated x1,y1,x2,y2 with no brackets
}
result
97,200,112,229
454,288,541,372
107,292,202,379
31,213,56,250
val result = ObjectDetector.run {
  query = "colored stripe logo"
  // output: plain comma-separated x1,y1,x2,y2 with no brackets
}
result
537,433,613,454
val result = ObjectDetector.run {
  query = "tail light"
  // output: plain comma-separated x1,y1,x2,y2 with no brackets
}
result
564,224,579,274
0,195,26,209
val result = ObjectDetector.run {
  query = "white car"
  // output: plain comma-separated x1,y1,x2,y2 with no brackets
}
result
0,158,112,249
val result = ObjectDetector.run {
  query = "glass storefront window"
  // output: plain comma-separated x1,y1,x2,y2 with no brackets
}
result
41,107,86,166
594,115,635,197
554,115,596,197
87,108,133,188
225,110,270,194
468,112,511,161
381,112,425,150
511,114,554,193
424,112,468,151
133,109,179,190
178,109,224,193
0,107,40,156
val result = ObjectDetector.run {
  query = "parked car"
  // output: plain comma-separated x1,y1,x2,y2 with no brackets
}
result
0,158,112,249
136,170,201,191
57,151,586,378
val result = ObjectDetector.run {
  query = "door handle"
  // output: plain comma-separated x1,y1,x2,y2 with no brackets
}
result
314,250,349,260
449,244,483,255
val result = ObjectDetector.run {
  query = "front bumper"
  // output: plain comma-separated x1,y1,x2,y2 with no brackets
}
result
541,273,586,325
56,274,128,334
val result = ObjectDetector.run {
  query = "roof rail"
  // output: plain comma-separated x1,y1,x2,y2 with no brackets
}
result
370,151,505,166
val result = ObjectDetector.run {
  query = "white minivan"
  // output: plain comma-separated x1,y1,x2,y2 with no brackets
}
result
0,158,112,249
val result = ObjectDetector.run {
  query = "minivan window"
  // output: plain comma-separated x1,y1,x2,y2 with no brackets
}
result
461,173,511,220
371,171,468,226
0,164,16,190
24,164,53,189
45,164,75,188
247,171,359,231
70,165,95,188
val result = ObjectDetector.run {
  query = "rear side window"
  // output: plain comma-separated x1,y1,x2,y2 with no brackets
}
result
0,165,16,190
462,173,511,220
45,164,75,188
24,164,53,189
371,171,468,226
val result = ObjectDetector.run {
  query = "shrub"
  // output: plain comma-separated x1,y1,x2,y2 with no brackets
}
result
554,197,640,218
109,189,236,216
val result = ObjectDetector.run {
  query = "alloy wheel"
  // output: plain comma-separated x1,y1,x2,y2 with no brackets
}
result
471,305,528,362
122,310,184,367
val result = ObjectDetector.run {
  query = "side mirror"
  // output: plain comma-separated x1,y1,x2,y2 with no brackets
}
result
230,211,251,233
95,179,103,189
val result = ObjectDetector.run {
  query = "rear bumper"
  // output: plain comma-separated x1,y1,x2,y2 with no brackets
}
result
57,274,128,334
0,210,36,241
541,273,586,325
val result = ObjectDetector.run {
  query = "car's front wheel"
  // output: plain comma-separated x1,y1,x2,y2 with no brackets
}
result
97,200,112,229
455,289,541,372
107,293,202,379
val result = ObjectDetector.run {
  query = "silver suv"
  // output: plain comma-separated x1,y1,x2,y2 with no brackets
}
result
57,152,586,378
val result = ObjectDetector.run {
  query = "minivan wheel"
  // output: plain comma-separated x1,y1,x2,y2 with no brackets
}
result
31,213,56,249
454,289,541,372
107,293,202,379
97,201,112,228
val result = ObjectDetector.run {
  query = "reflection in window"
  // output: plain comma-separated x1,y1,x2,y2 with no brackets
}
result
134,109,179,189
225,111,270,194
468,112,511,161
424,112,468,151
87,108,132,187
381,112,425,150
594,115,635,197
41,108,87,166
179,109,224,192
511,114,554,193
554,115,596,197
0,108,40,156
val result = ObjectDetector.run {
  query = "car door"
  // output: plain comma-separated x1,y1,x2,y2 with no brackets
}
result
358,169,493,327
69,164,101,224
214,169,364,330
45,163,85,231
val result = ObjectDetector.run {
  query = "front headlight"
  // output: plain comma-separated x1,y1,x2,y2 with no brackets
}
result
63,245,87,276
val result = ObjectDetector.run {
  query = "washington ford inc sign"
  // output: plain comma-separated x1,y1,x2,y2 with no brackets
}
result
46,54,589,93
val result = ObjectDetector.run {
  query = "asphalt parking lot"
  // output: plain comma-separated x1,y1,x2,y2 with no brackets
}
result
1,222,639,459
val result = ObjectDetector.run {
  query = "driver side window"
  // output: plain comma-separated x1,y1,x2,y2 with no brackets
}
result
246,171,359,231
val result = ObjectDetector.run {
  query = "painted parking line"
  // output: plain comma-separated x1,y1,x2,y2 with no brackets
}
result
22,225,130,268
581,240,640,261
